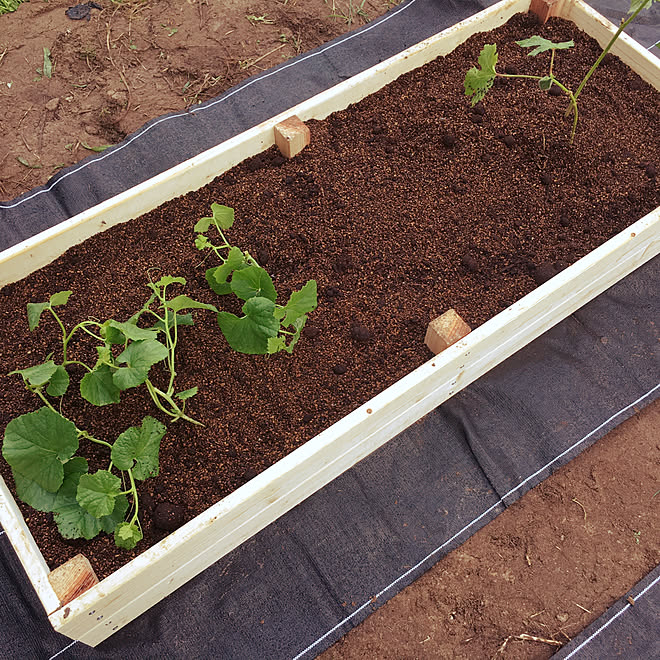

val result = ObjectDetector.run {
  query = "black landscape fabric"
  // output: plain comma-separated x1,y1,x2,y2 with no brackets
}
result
1,1,659,659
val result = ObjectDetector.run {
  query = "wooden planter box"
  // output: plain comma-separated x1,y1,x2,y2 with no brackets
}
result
0,0,658,646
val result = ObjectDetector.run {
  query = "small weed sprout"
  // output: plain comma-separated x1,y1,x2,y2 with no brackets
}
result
464,0,658,143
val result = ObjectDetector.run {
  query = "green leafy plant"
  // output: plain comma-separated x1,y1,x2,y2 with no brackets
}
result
464,0,657,143
2,407,165,549
13,276,215,424
195,203,318,354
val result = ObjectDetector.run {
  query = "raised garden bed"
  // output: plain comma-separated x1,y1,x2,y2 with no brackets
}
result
0,0,658,646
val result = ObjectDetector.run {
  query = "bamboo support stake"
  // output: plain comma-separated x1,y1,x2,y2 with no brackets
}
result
424,309,471,354
48,555,99,606
274,116,310,158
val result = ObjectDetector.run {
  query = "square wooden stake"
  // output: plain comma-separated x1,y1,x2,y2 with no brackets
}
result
48,554,99,606
274,116,310,158
529,0,566,23
425,309,471,354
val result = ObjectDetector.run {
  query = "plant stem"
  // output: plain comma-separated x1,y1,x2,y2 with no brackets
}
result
574,3,648,102
145,378,202,425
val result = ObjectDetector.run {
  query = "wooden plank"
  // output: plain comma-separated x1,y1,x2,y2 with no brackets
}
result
274,116,311,158
48,555,99,606
425,310,472,354
0,0,655,645
0,475,61,613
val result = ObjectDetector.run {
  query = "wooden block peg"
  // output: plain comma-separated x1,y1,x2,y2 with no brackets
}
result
425,309,471,354
529,0,565,23
274,116,310,158
48,554,99,606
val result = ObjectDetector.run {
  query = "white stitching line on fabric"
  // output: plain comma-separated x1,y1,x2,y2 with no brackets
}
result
561,572,660,659
291,383,660,660
48,640,78,660
0,0,419,211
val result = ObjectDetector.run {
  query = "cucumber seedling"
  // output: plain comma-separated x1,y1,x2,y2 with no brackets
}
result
195,203,318,355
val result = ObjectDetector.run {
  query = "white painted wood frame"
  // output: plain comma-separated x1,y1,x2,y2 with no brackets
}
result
0,0,658,646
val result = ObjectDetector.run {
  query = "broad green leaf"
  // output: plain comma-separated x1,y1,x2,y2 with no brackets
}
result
195,203,234,233
166,295,217,313
195,234,210,250
10,360,59,386
276,280,318,327
206,267,232,296
52,460,127,540
13,457,87,513
46,365,70,396
154,275,186,288
230,265,277,302
207,246,249,296
99,494,129,534
516,36,574,56
267,335,287,354
464,44,498,104
539,76,553,91
49,290,72,306
114,522,143,549
176,387,198,401
77,470,121,517
26,302,49,331
111,416,165,480
96,345,113,364
217,296,279,354
2,407,78,492
151,313,194,332
282,315,308,354
106,320,158,342
114,340,168,390
43,47,53,79
101,321,125,345
80,365,121,406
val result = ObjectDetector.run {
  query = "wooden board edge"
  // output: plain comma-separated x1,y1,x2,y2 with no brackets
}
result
0,0,531,289
50,207,659,643
0,474,61,613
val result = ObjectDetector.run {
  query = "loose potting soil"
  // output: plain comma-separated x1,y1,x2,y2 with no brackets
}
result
0,0,659,658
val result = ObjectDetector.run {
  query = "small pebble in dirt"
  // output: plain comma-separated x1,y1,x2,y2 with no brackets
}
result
502,135,516,147
461,252,479,273
242,468,259,482
351,325,371,343
442,134,456,148
548,85,562,97
332,363,348,375
246,156,264,172
602,53,615,66
303,325,320,339
645,163,657,179
256,247,270,265
302,413,314,424
504,65,519,75
559,214,571,227
532,261,568,285
271,155,286,167
324,285,341,302
227,446,238,458
384,145,395,154
469,114,483,125
333,254,352,274
471,101,485,116
153,502,187,532
540,172,552,186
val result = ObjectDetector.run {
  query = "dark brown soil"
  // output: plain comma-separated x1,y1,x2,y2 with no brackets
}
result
0,5,658,658
0,11,657,579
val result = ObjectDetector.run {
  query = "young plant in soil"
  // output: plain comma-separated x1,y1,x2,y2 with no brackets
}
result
195,203,318,354
2,407,165,549
12,276,215,425
464,0,658,143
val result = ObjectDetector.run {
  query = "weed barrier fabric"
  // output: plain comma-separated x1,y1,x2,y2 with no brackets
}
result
553,563,660,659
0,1,659,659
